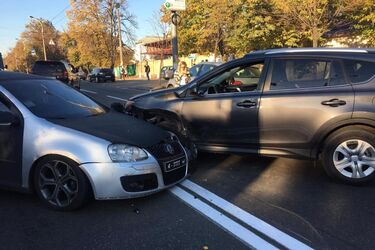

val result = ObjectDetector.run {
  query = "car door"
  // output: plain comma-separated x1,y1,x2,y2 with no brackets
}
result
180,59,268,151
259,56,354,157
0,93,23,187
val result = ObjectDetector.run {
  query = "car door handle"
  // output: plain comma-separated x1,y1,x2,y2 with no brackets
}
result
237,100,257,108
321,99,346,107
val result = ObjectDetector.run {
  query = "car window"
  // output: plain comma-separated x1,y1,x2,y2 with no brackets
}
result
101,68,113,74
270,59,346,90
0,99,10,112
198,61,265,95
344,60,375,83
189,65,201,77
3,79,107,119
199,64,216,76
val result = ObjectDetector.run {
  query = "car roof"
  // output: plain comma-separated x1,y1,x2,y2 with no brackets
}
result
196,62,222,66
0,71,50,84
244,48,375,58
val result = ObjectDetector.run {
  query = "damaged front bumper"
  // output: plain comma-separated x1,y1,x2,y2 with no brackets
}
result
79,150,188,200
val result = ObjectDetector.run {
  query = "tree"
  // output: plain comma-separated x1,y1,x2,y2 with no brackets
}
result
5,19,64,72
351,0,375,46
165,0,309,58
272,0,364,47
64,0,136,69
225,0,301,56
148,9,170,68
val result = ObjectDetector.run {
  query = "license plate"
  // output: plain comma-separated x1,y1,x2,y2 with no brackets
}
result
105,76,111,78
164,157,186,172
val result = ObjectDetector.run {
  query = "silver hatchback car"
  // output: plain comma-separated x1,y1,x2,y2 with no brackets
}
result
0,72,188,210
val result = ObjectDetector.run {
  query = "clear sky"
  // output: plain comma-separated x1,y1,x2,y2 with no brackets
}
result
0,0,165,55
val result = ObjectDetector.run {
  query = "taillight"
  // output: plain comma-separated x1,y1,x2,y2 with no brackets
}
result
63,70,68,77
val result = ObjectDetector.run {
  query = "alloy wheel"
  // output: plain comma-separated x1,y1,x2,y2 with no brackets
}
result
333,139,375,179
38,160,79,208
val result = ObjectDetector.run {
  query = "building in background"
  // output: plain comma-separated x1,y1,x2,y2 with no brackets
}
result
135,36,218,79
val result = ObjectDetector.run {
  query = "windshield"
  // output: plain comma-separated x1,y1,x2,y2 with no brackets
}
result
3,79,107,119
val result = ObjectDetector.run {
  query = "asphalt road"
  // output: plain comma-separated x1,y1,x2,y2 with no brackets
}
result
1,79,375,250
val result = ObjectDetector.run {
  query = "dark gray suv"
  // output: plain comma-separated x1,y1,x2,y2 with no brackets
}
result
128,48,375,184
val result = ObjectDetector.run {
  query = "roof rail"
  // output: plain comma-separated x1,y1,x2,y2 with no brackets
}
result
264,48,369,54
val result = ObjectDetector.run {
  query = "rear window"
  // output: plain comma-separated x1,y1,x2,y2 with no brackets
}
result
189,65,200,77
344,60,375,83
200,64,216,76
32,61,65,73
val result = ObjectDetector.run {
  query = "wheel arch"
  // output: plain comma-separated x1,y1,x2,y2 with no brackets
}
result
27,154,93,194
312,118,375,159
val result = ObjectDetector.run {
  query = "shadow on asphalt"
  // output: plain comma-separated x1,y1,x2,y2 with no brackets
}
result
190,152,375,249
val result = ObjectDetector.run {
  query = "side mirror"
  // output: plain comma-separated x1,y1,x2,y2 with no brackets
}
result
111,102,126,113
0,111,19,126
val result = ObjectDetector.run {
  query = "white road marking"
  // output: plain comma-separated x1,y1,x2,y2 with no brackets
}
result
170,186,278,250
80,89,97,94
180,180,313,250
106,95,128,102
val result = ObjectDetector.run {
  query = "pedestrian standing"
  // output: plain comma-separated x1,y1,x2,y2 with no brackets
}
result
121,66,128,79
174,61,190,86
144,62,151,80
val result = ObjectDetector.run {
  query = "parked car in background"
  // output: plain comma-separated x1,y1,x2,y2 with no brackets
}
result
163,62,221,89
0,71,188,210
88,68,115,83
31,60,80,89
160,66,175,80
128,48,375,184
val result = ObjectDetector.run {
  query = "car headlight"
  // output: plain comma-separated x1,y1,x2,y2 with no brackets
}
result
108,144,148,162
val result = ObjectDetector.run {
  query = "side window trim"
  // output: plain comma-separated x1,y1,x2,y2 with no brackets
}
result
263,56,350,92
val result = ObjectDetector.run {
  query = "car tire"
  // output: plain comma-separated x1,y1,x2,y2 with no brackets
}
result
33,155,91,211
322,126,375,184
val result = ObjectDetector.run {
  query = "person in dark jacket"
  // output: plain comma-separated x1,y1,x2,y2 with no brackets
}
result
145,62,151,80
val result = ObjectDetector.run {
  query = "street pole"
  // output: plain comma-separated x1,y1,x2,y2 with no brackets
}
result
41,22,47,61
171,11,178,71
116,5,124,68
30,16,47,61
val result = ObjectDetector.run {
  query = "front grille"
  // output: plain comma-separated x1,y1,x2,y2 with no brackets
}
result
147,141,183,159
147,141,187,186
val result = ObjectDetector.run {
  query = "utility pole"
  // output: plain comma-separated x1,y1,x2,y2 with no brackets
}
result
165,1,186,70
30,16,47,61
171,11,178,71
116,3,124,68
